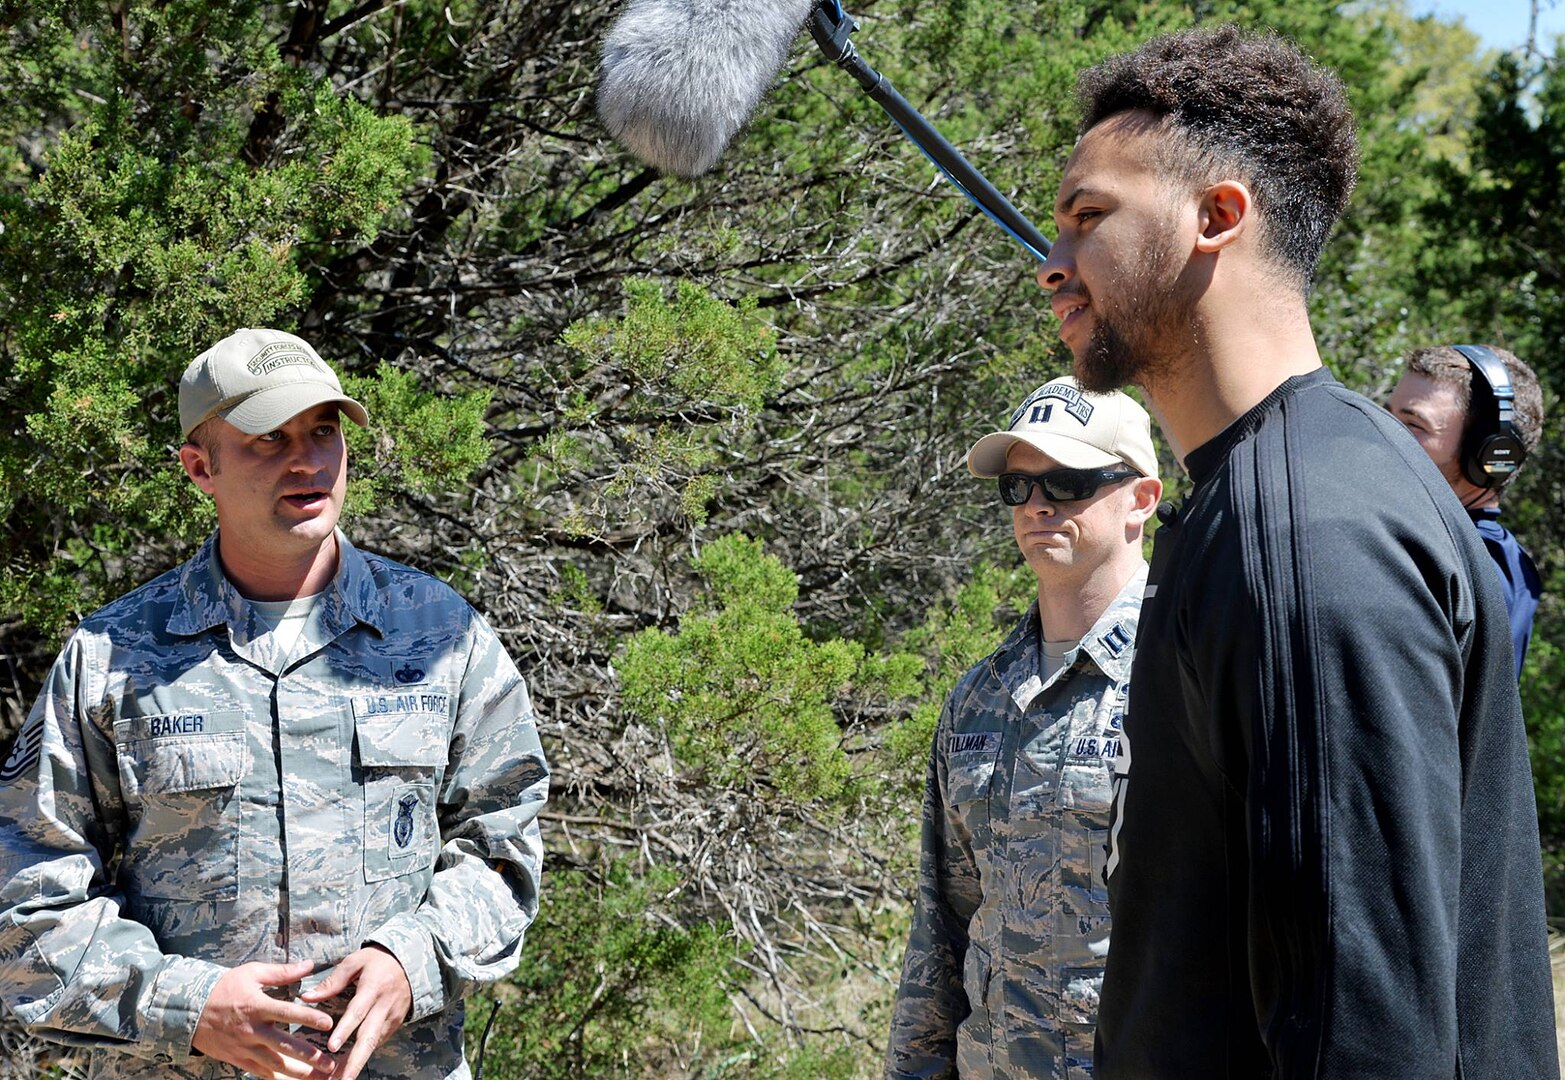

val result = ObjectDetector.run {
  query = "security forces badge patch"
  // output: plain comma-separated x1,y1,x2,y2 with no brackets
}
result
394,792,420,849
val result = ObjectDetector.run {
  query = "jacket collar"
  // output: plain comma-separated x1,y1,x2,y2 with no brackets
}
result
989,561,1147,713
1075,561,1147,685
167,529,386,640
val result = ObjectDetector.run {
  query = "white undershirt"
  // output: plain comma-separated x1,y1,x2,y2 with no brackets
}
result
1040,629,1081,683
249,591,324,661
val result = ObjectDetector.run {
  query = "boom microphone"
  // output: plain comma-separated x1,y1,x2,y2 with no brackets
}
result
597,0,816,178
597,0,1052,260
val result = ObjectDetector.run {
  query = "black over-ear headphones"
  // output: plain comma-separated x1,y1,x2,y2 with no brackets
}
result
1451,344,1527,488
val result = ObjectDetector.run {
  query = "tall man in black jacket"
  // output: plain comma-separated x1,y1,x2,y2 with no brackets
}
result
1035,26,1558,1077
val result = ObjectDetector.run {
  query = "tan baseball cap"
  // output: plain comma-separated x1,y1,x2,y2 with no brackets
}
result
179,328,370,438
966,376,1157,479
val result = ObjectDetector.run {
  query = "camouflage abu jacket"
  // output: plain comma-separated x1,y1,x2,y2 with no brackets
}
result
0,531,549,1079
885,564,1145,1080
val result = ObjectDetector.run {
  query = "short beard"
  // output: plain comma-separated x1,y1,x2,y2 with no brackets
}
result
1074,224,1191,394
1077,319,1150,394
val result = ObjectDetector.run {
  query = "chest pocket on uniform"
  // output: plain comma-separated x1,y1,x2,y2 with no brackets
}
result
113,711,247,901
945,729,1001,797
353,691,448,883
945,736,1001,844
946,750,998,804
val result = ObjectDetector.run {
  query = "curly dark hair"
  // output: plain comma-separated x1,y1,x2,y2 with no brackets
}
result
1404,345,1544,490
1077,25,1358,288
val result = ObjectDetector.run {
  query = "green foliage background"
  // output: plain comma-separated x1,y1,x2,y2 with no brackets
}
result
1,0,1560,1074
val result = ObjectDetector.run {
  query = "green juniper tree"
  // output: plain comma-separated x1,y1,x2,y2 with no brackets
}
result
1,1,1555,1074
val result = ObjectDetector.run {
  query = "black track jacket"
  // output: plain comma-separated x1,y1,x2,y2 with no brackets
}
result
1095,370,1557,1078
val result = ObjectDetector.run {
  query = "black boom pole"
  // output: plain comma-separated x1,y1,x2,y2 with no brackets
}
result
808,0,1053,261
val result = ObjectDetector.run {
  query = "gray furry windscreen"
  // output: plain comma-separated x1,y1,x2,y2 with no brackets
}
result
597,0,818,177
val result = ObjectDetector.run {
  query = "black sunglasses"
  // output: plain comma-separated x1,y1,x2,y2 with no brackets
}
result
997,467,1140,506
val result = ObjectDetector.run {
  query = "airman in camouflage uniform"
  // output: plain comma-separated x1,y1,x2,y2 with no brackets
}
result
0,329,548,1080
886,378,1160,1080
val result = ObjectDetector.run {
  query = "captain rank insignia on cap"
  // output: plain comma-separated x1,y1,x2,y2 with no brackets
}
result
1009,382,1096,428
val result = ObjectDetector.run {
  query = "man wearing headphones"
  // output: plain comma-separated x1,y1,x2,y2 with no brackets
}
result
1387,345,1545,676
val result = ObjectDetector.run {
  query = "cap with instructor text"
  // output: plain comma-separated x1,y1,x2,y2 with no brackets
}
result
179,328,370,438
966,376,1157,479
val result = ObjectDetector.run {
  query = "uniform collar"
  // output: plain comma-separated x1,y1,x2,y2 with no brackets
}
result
168,529,386,640
989,562,1147,713
1076,562,1147,685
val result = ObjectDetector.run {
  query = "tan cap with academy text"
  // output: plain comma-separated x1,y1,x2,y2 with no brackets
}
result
966,376,1158,479
178,328,370,438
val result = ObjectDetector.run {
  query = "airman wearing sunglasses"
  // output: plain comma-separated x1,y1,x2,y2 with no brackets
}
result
886,375,1161,1080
